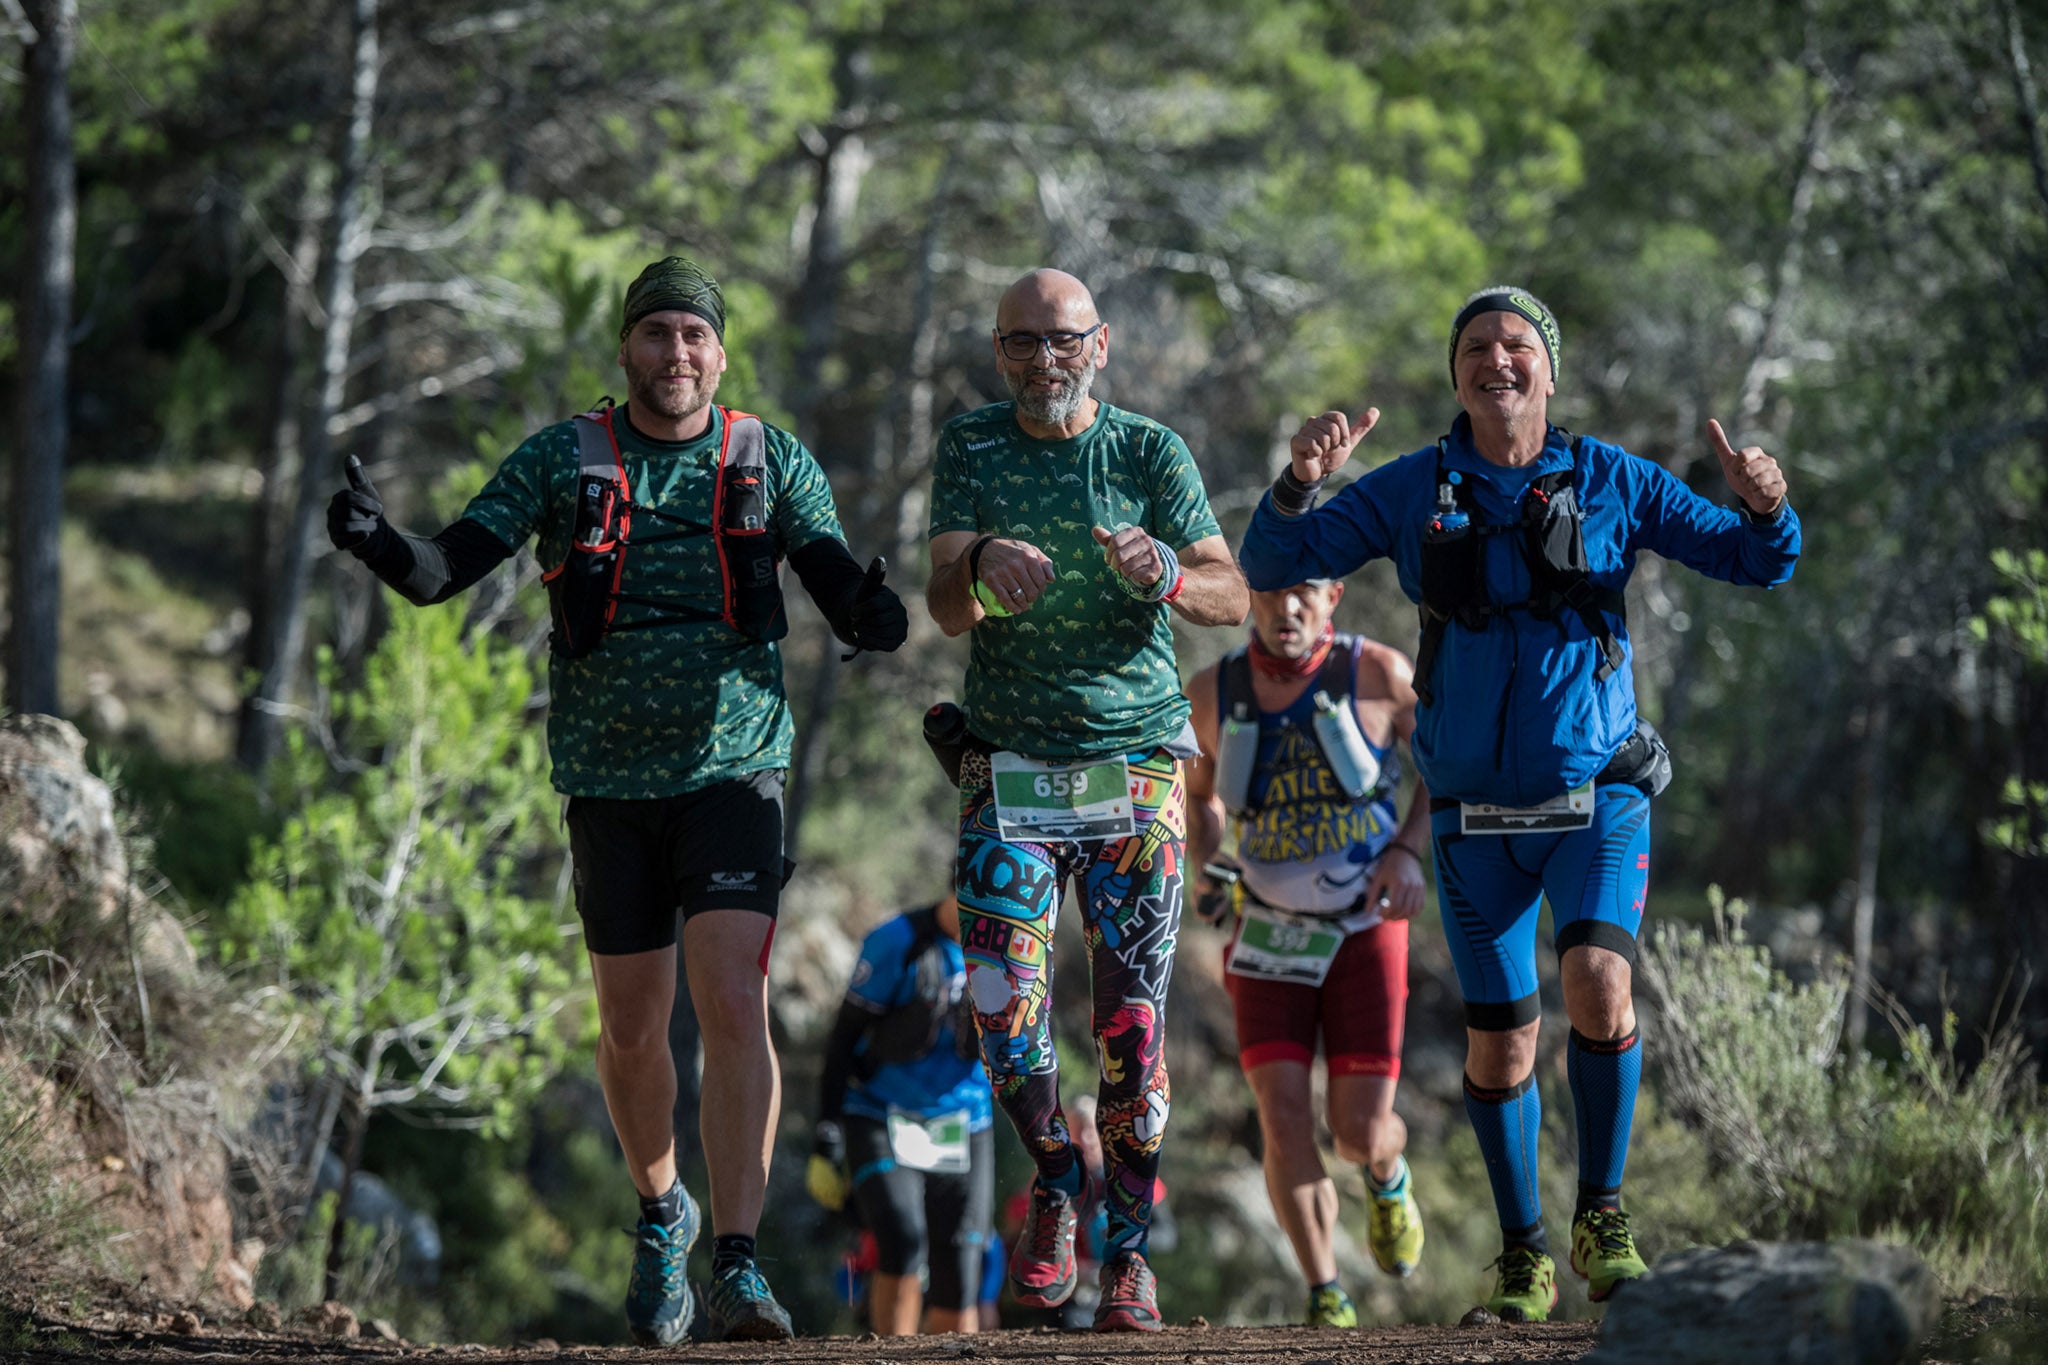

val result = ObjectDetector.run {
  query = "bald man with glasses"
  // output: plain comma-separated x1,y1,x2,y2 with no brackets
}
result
924,268,1247,1333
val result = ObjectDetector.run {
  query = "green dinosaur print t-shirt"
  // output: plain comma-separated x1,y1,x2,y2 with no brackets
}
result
460,404,843,798
928,401,1222,759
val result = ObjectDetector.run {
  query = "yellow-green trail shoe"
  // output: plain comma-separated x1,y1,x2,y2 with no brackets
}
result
1570,1207,1648,1301
1367,1159,1425,1278
1305,1284,1357,1327
1485,1247,1558,1323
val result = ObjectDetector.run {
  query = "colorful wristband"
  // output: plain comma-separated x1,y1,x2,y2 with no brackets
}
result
1114,538,1181,604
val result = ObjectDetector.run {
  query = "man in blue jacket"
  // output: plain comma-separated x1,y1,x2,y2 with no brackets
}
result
1237,287,1798,1321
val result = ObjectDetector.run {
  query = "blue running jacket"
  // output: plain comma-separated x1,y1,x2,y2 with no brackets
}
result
1239,415,1800,807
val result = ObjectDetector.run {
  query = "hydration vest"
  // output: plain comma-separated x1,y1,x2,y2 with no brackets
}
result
541,402,786,659
1212,635,1396,819
859,905,979,1071
1412,435,1626,707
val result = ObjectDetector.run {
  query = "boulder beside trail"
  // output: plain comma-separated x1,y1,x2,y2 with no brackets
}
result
1587,1239,1939,1365
0,713,256,1312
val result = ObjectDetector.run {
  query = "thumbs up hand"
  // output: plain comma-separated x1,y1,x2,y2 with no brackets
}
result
1706,419,1787,517
1289,407,1380,482
327,455,388,552
845,555,908,652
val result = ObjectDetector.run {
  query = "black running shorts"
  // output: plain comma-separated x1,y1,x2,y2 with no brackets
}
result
563,770,792,956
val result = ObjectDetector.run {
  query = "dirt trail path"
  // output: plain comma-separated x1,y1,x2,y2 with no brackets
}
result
1,1320,1601,1365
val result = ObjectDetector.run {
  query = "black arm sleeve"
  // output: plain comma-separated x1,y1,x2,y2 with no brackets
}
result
817,998,880,1124
355,517,517,607
788,536,866,644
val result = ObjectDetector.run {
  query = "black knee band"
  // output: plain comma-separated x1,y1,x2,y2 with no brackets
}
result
1557,919,1639,965
1569,1024,1640,1055
1463,1072,1535,1105
1465,991,1541,1031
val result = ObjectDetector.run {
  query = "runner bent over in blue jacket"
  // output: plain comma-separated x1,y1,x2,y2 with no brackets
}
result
1237,287,1800,1320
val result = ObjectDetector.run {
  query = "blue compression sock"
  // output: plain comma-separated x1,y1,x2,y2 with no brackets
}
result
1464,1072,1547,1254
1568,1025,1641,1212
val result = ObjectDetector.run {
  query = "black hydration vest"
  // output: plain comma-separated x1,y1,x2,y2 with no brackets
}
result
859,905,979,1072
542,401,786,659
1413,435,1626,707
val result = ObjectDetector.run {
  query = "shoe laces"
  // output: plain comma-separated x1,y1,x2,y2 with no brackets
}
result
1489,1246,1546,1295
1102,1253,1153,1305
1580,1208,1635,1257
714,1261,770,1304
628,1221,689,1306
1026,1186,1074,1260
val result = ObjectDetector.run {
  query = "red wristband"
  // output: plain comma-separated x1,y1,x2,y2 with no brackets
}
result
1160,571,1187,604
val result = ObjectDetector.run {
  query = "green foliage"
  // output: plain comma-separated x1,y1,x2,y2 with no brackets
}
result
96,745,273,913
217,607,579,1137
1641,890,2048,1298
1974,548,2048,857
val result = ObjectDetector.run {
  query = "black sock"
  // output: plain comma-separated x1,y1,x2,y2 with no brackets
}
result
639,1178,689,1229
713,1232,757,1275
1503,1221,1550,1258
1575,1184,1623,1221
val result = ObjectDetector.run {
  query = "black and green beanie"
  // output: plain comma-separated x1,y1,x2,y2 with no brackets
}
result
1447,285,1560,386
621,255,726,340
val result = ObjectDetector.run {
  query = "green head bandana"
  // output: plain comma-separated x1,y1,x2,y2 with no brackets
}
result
621,255,726,340
1448,285,1560,387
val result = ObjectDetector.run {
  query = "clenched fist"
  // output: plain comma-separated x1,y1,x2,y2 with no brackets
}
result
1091,524,1164,587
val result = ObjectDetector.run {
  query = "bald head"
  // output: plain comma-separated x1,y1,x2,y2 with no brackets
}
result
996,268,1099,333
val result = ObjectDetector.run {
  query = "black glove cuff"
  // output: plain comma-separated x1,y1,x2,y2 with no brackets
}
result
1270,469,1325,519
351,519,403,568
1738,499,1787,529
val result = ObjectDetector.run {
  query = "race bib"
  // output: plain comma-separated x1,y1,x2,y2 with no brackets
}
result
888,1108,971,1174
1226,903,1346,987
1460,782,1595,834
989,751,1135,842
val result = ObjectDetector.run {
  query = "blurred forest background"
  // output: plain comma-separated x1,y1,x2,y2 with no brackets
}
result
3,0,2048,1347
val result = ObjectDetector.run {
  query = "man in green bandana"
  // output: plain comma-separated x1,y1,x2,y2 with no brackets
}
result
328,254,907,1344
924,268,1247,1332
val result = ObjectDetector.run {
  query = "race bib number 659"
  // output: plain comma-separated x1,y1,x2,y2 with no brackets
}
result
990,752,1135,842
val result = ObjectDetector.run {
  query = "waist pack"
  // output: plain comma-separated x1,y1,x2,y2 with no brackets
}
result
1599,719,1673,797
542,402,785,659
922,701,994,788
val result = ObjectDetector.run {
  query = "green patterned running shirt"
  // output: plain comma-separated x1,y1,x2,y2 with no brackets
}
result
928,401,1221,759
460,404,844,798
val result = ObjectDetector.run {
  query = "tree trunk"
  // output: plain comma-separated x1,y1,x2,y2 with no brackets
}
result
783,50,873,862
241,0,379,771
237,166,326,769
6,0,77,719
322,1087,369,1303
1844,681,1888,1051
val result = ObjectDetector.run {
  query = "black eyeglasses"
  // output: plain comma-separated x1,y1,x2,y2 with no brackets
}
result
995,323,1103,362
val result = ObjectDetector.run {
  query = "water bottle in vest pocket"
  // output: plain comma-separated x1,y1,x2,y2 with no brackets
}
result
543,474,629,658
718,466,783,640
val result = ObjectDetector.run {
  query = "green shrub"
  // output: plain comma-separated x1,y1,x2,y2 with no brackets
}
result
1640,890,2048,1298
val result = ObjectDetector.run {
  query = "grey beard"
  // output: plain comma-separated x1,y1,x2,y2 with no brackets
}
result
1007,363,1094,428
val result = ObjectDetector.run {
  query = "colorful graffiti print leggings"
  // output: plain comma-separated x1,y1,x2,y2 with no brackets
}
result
953,746,1187,1259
